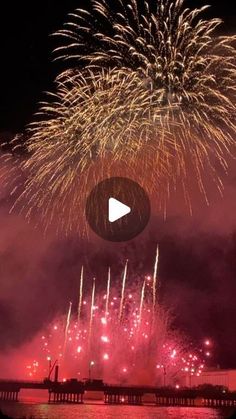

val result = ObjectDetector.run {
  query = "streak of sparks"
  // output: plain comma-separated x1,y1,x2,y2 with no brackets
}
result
138,279,146,330
77,266,84,323
119,260,128,322
63,301,72,357
89,278,96,347
153,245,159,314
105,267,111,318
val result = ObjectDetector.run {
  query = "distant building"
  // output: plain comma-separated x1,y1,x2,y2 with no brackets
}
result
189,369,236,392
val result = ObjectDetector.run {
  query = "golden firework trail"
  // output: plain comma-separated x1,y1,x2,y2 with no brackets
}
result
5,68,170,234
1,0,235,233
54,0,236,199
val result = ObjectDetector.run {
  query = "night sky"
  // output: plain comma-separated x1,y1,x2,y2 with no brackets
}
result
0,0,235,132
0,0,236,371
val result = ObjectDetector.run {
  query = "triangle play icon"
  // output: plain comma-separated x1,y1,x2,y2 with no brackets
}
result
108,198,131,223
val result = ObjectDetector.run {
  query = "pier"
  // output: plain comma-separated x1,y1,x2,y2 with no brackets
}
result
1,374,236,407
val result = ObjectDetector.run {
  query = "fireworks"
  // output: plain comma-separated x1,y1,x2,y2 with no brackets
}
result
63,301,72,357
138,279,146,330
16,252,211,387
105,267,111,318
7,68,170,234
22,270,209,386
89,278,96,346
77,266,84,323
152,244,159,313
119,259,128,322
0,248,212,386
54,0,236,205
1,0,235,233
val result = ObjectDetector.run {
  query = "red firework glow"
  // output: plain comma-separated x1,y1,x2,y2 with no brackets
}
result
17,262,212,387
0,252,212,386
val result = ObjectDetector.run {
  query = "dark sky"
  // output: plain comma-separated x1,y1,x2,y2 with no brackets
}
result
0,0,235,132
0,0,235,371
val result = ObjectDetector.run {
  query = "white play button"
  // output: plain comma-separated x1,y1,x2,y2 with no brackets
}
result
108,198,131,223
86,177,151,241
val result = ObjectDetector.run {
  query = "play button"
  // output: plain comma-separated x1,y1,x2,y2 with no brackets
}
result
108,198,131,223
86,177,151,242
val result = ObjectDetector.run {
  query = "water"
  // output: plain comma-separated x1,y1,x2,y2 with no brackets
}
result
0,403,234,419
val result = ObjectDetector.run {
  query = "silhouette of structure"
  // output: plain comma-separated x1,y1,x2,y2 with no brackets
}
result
1,367,236,407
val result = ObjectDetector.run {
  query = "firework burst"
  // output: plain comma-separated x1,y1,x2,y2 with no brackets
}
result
2,0,236,233
54,0,236,204
7,68,172,233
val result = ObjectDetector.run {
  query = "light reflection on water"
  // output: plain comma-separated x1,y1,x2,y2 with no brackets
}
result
0,402,233,419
